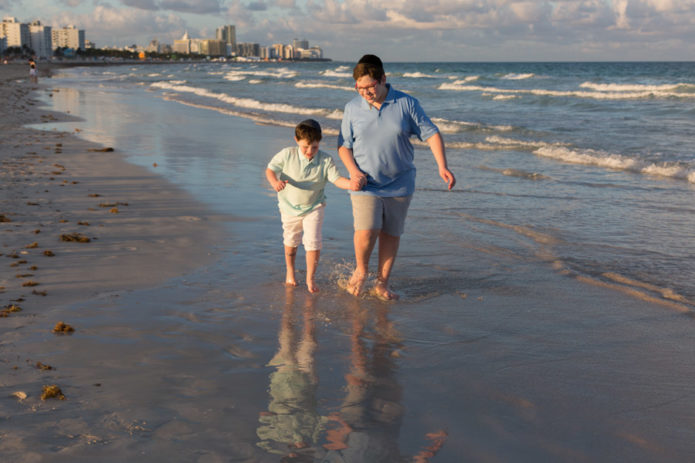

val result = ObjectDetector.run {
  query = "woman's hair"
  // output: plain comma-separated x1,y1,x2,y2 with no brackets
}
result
353,54,385,81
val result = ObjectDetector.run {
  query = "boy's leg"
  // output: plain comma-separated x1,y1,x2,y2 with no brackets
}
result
285,246,298,286
281,212,303,286
302,205,325,293
306,250,320,293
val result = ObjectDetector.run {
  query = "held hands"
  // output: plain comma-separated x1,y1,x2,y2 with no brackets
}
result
350,171,367,191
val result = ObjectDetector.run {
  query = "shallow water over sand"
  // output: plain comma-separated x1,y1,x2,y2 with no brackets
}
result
5,63,694,461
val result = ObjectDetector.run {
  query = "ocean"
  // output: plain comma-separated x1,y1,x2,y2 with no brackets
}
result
43,60,695,305
27,60,695,461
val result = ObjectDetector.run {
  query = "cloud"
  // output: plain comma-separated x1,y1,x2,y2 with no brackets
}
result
50,4,188,46
118,0,223,14
227,0,695,61
246,1,267,11
121,0,159,10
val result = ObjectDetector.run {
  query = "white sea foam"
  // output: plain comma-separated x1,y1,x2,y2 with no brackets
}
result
579,82,695,93
534,146,695,183
431,117,514,133
160,94,341,136
295,82,354,92
248,79,262,84
321,67,352,78
450,76,480,84
492,94,517,101
223,67,298,81
402,72,438,78
438,83,695,100
502,73,535,80
151,81,331,117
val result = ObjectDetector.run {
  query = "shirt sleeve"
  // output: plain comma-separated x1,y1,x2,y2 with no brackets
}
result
408,96,439,141
266,148,286,174
323,154,342,184
338,104,354,149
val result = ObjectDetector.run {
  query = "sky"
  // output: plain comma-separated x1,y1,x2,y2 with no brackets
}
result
3,0,695,61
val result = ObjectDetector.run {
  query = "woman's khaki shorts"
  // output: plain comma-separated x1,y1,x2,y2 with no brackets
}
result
350,194,412,236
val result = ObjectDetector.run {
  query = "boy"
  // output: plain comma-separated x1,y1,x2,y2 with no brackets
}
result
266,119,356,293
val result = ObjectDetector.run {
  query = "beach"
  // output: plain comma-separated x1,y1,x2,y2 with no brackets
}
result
2,62,695,462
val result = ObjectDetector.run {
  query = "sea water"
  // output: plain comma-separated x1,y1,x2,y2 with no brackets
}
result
26,61,695,460
43,60,695,306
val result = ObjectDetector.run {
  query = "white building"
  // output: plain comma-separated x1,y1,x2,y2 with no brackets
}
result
51,25,85,51
29,20,52,58
1,17,30,49
173,31,191,54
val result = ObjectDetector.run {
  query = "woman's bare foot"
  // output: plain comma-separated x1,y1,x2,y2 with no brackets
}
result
374,279,399,301
346,272,366,296
307,279,320,293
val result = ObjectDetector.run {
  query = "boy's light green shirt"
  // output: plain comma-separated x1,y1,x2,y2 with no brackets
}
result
267,146,342,216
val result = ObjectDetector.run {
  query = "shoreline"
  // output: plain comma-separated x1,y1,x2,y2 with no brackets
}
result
3,61,695,462
1,64,225,329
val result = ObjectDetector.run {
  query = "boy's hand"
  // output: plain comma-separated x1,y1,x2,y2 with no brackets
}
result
349,177,362,191
274,180,288,192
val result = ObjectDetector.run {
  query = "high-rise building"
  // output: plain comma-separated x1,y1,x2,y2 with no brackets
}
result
51,25,85,50
216,25,236,56
1,17,30,49
292,38,309,50
0,36,6,55
29,20,52,58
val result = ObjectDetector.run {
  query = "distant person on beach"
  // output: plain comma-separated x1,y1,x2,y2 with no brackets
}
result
29,58,38,83
266,119,358,293
338,54,456,300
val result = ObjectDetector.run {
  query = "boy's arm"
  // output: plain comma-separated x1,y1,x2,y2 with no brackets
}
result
426,132,456,190
332,176,359,191
265,168,287,192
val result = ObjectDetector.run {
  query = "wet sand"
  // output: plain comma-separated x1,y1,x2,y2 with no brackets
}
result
2,63,695,462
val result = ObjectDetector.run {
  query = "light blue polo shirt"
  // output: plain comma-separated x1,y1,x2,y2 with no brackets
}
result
267,146,342,216
338,84,439,197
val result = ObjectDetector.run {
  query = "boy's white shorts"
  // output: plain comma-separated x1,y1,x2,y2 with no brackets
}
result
280,203,325,251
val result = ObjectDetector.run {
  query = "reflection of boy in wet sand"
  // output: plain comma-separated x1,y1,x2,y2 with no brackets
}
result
266,119,357,293
256,288,327,459
322,301,447,462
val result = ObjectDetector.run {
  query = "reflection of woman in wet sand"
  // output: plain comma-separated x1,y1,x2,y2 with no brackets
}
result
256,288,326,460
322,301,448,462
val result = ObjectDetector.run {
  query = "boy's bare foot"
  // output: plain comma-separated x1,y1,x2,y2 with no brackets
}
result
285,277,297,287
346,272,366,296
374,279,399,301
307,279,320,293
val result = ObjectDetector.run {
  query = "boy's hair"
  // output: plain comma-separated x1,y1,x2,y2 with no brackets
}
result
295,119,322,143
353,54,385,81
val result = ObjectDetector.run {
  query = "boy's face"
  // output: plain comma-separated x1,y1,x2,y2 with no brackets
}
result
295,137,320,161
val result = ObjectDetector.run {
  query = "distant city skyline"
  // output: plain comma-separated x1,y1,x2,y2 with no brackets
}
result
3,1,695,62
